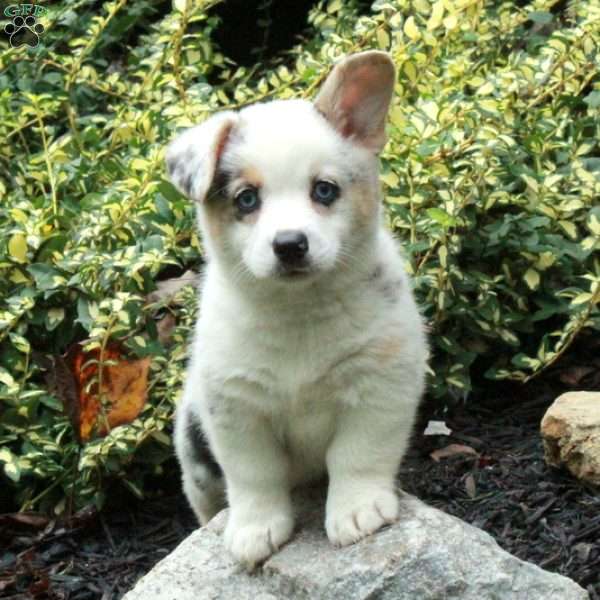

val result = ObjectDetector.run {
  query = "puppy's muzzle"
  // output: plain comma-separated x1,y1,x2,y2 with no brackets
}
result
272,230,309,268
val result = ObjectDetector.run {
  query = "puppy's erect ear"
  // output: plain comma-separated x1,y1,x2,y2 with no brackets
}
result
314,51,395,153
165,111,237,202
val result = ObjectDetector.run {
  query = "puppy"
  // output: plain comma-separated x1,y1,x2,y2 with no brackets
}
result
167,51,428,568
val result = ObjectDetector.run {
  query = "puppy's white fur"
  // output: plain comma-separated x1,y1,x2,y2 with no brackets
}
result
168,51,428,568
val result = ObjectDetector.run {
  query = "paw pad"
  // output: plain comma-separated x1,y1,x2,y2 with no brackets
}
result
4,15,45,48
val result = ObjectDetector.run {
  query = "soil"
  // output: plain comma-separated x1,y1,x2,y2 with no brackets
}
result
1,378,599,600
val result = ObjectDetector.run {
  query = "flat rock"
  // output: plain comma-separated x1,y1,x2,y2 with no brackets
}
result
541,391,600,486
123,487,588,600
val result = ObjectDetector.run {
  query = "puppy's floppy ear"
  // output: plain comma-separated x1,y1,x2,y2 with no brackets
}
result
314,51,395,153
165,111,237,202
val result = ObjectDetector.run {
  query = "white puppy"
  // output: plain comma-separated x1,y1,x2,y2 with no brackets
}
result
167,51,428,568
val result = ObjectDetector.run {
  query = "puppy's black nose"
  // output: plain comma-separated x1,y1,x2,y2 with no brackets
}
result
273,230,309,264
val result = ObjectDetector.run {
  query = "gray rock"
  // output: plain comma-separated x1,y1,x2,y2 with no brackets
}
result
124,488,588,600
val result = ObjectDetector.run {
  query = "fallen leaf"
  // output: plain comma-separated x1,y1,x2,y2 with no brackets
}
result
430,443,479,462
558,366,594,386
75,346,150,441
52,344,150,442
572,542,592,562
0,575,16,593
464,473,477,499
0,513,49,529
424,420,452,436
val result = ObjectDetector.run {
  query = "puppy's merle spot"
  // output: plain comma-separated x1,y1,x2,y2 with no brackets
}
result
380,278,403,303
193,476,209,491
369,264,383,281
369,264,402,302
166,156,177,177
187,413,222,478
184,147,196,164
181,172,193,197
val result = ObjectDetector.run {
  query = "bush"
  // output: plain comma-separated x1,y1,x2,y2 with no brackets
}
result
0,0,599,513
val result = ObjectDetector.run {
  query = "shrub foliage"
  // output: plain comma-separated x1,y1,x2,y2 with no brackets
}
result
0,0,599,512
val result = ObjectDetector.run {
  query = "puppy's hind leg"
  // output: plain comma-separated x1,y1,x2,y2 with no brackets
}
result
176,410,226,525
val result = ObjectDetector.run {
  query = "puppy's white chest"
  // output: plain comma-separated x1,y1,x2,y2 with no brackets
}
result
214,300,371,399
273,397,337,483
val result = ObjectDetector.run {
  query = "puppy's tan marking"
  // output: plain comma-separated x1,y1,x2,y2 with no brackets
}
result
350,178,380,227
370,335,404,363
240,166,264,189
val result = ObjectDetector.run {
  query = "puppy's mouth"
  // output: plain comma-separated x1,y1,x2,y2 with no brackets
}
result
276,262,314,279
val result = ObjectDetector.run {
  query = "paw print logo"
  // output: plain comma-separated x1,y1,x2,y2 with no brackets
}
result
4,15,45,48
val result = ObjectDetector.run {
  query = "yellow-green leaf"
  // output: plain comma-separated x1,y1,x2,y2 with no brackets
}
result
173,0,188,12
559,220,578,239
377,29,390,49
443,14,458,30
404,16,421,41
476,81,494,96
587,214,600,235
571,293,592,305
327,0,342,13
10,208,28,224
404,62,417,83
8,234,27,263
427,0,444,30
438,245,448,268
523,268,540,290
421,100,439,121
130,158,148,171
381,171,399,187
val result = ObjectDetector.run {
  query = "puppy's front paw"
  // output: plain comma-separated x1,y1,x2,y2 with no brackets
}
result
326,488,399,547
225,511,294,569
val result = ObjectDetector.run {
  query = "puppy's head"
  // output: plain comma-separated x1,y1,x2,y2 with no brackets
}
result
166,51,394,284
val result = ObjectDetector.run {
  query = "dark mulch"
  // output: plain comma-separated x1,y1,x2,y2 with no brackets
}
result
0,489,196,599
2,381,599,599
403,382,600,600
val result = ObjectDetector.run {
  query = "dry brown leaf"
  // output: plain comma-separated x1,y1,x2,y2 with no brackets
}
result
558,366,594,386
0,513,49,529
57,344,151,442
430,443,479,462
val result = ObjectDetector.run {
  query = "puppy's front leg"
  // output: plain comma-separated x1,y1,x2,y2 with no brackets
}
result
209,406,293,568
325,401,414,546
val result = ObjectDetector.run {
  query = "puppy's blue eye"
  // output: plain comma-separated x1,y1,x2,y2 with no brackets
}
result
235,187,260,213
311,180,339,206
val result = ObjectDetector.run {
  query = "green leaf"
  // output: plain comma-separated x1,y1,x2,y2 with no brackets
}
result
426,207,456,228
583,91,600,109
528,11,553,25
27,264,67,292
